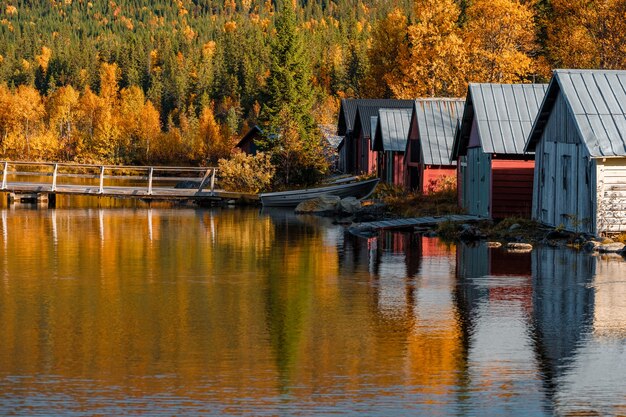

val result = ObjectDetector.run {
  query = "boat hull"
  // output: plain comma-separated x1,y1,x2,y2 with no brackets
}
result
259,178,379,207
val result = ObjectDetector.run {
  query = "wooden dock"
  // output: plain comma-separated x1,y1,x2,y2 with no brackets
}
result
350,214,485,234
1,160,258,206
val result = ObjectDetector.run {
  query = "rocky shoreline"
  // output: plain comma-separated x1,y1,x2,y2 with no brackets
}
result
294,196,626,257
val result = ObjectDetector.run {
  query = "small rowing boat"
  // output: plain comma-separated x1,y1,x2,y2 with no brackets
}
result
259,177,379,207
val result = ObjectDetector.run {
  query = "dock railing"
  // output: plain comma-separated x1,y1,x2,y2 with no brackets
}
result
0,160,219,196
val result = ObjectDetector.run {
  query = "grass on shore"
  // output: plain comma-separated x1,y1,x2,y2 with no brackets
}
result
373,183,461,218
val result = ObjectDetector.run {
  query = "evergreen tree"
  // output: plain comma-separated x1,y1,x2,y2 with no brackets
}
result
260,1,327,186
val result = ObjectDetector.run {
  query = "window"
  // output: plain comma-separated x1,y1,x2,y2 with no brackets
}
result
562,155,571,191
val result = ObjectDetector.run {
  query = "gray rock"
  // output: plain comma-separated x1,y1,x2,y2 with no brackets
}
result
295,195,341,215
333,217,354,225
349,225,378,238
506,242,533,251
338,197,362,214
583,241,601,252
597,242,625,253
508,223,521,232
459,224,483,241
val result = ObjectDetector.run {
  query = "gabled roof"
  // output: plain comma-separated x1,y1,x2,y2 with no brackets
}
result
453,83,547,160
337,99,414,135
353,106,383,139
373,108,412,152
526,69,626,157
235,125,263,149
369,116,378,150
412,98,465,166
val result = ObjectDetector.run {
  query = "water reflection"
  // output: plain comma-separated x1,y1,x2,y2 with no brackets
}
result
0,208,624,416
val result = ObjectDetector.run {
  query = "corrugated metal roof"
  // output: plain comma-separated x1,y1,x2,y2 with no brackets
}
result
526,69,626,157
353,105,385,139
456,84,547,159
337,99,414,135
373,108,412,152
370,116,378,150
414,98,465,166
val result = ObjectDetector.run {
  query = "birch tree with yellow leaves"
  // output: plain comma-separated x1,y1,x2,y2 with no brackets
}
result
366,9,409,98
548,0,626,69
464,0,540,83
388,0,468,98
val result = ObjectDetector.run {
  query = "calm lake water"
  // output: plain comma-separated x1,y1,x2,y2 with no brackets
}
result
0,206,624,416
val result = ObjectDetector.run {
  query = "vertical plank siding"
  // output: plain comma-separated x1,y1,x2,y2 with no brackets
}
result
532,93,597,233
491,160,534,219
466,147,491,217
457,156,467,208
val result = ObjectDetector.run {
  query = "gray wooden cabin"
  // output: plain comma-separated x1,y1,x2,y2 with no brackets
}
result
525,69,626,234
451,83,547,219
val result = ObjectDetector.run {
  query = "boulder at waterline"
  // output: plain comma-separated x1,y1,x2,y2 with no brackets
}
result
295,195,341,215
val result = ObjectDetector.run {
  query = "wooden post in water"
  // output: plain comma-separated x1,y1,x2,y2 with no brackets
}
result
210,168,216,195
98,166,105,194
51,163,58,192
147,167,154,195
1,161,7,190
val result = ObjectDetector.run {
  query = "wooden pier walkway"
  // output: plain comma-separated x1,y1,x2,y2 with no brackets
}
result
0,160,257,205
350,214,485,234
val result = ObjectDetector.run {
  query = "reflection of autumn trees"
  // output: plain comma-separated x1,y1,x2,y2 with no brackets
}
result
0,210,466,410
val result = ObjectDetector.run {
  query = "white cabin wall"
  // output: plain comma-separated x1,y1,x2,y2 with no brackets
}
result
596,158,626,234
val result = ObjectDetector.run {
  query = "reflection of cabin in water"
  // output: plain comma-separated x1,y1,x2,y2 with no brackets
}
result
455,242,532,309
526,69,626,234
451,84,547,219
530,248,594,370
592,256,626,337
404,99,465,193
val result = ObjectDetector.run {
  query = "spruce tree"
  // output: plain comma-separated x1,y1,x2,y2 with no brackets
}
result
260,1,327,186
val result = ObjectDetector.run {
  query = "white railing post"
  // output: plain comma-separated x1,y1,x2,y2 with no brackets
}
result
1,162,7,190
99,166,105,194
51,163,58,191
147,167,154,195
210,168,217,194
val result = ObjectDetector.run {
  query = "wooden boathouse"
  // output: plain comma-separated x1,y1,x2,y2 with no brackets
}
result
525,69,626,234
451,83,547,219
337,99,413,174
404,98,464,193
372,108,412,186
353,105,383,174
235,125,263,155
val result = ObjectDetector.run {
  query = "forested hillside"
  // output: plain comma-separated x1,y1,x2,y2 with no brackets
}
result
0,0,624,165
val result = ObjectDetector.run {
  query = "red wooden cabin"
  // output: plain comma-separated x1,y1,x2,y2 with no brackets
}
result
451,83,547,219
337,99,414,174
403,99,465,193
372,108,412,186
